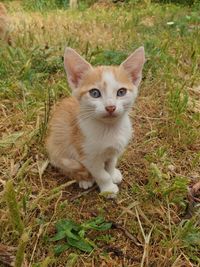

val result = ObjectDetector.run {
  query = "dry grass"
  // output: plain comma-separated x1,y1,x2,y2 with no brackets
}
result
0,1,200,266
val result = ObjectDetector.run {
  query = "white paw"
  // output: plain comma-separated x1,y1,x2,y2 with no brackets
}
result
111,169,123,184
100,183,119,199
79,180,94,190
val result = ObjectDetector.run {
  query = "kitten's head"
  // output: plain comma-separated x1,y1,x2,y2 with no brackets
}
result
64,47,145,123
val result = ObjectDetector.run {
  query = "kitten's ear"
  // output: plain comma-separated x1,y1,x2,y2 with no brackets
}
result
120,46,145,87
64,48,92,90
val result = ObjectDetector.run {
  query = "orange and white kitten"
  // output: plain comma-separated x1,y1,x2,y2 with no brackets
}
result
46,47,145,197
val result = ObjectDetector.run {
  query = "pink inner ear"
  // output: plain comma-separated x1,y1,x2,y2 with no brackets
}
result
64,48,92,90
121,62,143,87
70,72,82,88
130,67,142,85
121,47,145,87
69,63,88,88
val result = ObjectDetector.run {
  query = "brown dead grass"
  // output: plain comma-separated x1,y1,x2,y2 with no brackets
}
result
0,1,200,266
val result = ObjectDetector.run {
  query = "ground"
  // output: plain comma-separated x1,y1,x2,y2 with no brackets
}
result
0,1,200,266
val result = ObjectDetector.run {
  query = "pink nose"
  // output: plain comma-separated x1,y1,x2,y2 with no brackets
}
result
105,105,116,114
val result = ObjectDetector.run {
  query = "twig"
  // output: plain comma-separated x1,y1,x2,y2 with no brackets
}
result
28,226,43,267
181,252,194,267
70,185,98,201
50,180,76,194
29,180,77,211
171,253,182,267
111,222,142,248
36,158,49,189
135,207,154,267
43,192,63,236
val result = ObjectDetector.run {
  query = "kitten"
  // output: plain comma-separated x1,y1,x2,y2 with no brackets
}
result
0,3,11,45
46,47,145,197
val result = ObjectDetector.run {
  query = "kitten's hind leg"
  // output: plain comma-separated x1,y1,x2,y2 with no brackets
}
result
61,159,95,189
61,158,83,171
105,157,123,184
51,158,91,182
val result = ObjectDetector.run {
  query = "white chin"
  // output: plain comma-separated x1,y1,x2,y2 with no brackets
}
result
97,114,121,123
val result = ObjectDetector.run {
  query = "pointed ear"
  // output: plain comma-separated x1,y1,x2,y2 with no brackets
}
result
120,46,145,87
64,47,92,90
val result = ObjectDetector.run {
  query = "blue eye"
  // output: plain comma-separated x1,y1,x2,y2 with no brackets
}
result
89,88,101,98
117,88,127,97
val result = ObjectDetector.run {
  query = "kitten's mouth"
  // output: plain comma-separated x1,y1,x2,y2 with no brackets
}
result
102,113,118,119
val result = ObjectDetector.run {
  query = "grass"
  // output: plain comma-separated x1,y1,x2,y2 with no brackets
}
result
0,0,200,266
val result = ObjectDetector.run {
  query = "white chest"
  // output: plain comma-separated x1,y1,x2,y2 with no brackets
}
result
80,116,132,158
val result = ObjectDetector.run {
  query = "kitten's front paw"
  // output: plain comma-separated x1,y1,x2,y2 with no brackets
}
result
100,183,119,199
111,169,123,184
79,180,94,190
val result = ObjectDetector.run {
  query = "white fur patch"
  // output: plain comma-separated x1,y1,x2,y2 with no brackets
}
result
79,180,94,189
102,71,121,90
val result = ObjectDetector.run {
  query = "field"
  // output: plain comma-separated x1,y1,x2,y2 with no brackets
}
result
0,0,200,266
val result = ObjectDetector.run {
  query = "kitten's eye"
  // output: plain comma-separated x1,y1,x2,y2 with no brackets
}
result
89,88,101,98
117,88,127,97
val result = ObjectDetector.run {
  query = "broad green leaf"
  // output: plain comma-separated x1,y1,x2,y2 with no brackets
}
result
91,222,112,231
67,237,93,252
51,217,112,253
52,219,81,242
64,229,80,240
78,229,85,238
84,237,97,249
54,243,70,255
50,231,66,241
82,216,112,231
55,219,80,232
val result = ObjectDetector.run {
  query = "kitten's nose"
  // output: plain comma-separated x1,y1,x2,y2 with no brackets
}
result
105,105,116,114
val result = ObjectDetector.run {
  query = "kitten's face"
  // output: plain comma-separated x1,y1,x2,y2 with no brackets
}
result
77,67,137,122
64,47,145,123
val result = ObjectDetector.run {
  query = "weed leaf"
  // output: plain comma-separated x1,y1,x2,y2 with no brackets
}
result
54,244,70,256
51,217,111,254
82,216,112,231
54,219,81,240
55,219,80,232
50,231,67,241
67,237,93,252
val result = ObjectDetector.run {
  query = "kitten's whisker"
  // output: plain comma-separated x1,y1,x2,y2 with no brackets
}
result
71,111,95,126
124,104,132,111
